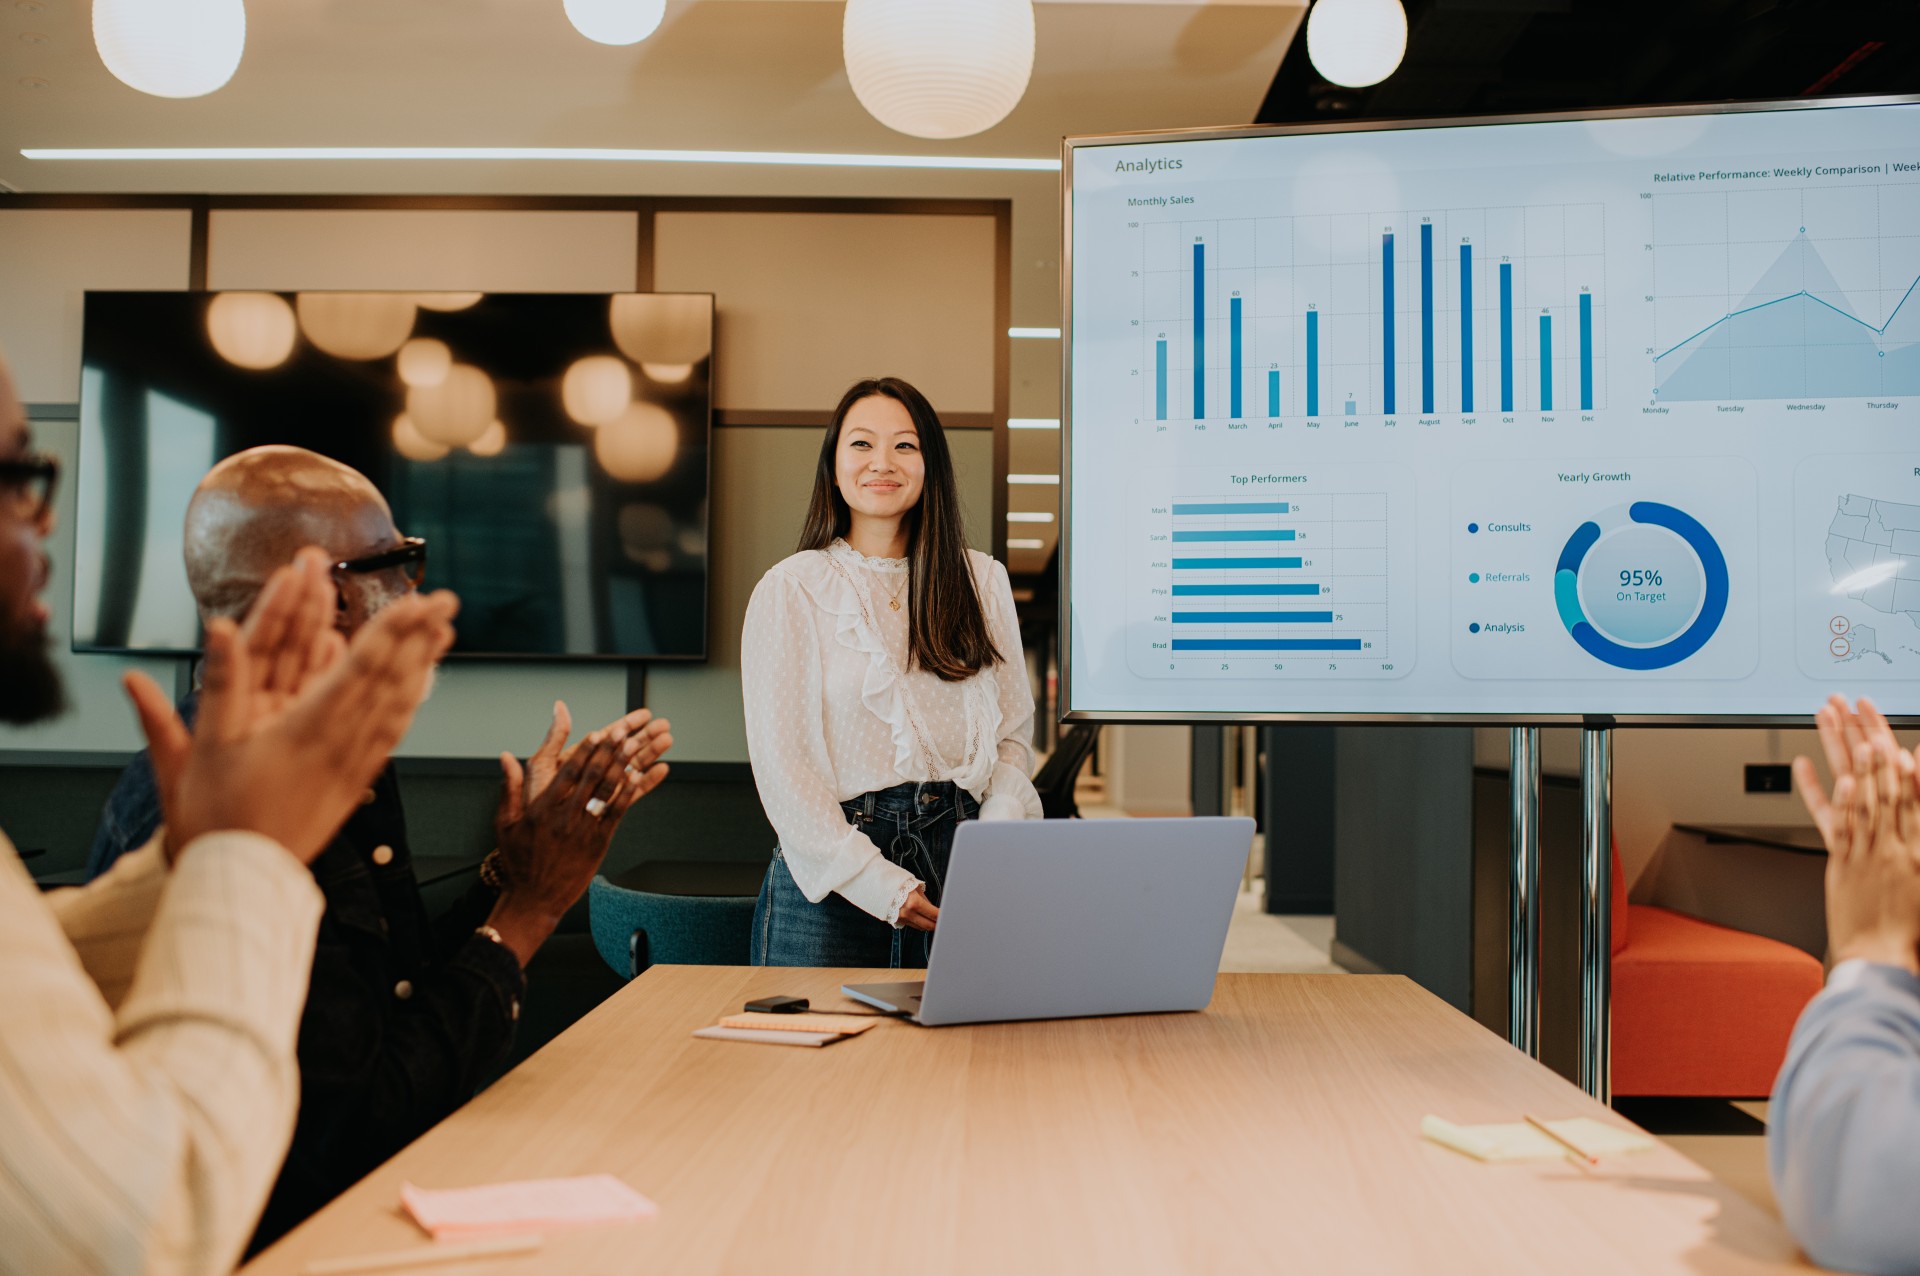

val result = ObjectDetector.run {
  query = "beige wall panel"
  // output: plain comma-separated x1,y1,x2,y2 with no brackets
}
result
208,210,639,292
651,424,996,764
653,212,996,416
0,209,193,403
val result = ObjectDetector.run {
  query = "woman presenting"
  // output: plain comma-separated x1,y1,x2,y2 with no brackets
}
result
742,376,1042,967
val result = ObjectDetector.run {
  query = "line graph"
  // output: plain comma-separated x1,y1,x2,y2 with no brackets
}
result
1651,183,1920,402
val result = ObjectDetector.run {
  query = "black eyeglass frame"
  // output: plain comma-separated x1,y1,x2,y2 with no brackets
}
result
0,452,60,524
332,536,429,583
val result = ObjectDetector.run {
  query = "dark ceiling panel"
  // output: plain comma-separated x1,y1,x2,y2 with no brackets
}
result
1258,0,1920,124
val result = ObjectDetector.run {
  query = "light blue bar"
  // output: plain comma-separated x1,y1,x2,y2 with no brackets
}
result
1306,310,1319,416
1579,292,1593,410
1172,584,1320,596
1267,369,1279,417
1173,611,1335,624
1500,263,1514,412
1382,231,1396,415
1173,557,1304,570
1421,222,1434,414
1460,242,1473,413
1155,338,1168,420
1172,639,1364,652
1193,241,1205,419
1172,529,1297,542
1171,503,1289,515
1540,313,1553,411
1229,295,1243,419
1344,400,1357,416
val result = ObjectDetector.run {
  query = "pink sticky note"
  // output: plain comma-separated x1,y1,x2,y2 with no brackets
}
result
400,1174,657,1239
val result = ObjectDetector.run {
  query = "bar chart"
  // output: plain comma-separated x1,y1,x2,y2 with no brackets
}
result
1140,206,1606,423
1149,492,1392,668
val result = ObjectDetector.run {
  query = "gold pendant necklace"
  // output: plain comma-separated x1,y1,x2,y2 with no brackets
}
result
883,571,906,612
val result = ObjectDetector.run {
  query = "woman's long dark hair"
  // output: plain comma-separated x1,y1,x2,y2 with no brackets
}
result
798,377,1000,681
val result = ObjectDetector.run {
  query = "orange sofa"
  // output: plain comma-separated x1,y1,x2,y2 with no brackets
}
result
1610,843,1825,1097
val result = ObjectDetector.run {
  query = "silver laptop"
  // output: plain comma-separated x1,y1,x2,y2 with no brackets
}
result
843,816,1254,1026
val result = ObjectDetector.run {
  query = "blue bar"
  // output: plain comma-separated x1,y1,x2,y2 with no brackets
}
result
1421,222,1434,414
1173,557,1304,570
1172,529,1297,542
1540,313,1553,411
1229,295,1243,419
1579,292,1593,411
1193,241,1205,419
1344,400,1357,416
1500,263,1514,412
1306,310,1319,416
1267,369,1280,418
1155,338,1168,420
1173,584,1320,596
1173,639,1365,652
1460,242,1473,413
1173,612,1335,624
1172,502,1289,515
1382,231,1395,415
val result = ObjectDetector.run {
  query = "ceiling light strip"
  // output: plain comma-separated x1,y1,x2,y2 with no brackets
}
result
1008,327,1061,338
1008,417,1059,429
1008,473,1060,485
20,146,1060,172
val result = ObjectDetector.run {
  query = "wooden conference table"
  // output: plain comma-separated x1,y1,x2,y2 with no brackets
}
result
246,968,1820,1275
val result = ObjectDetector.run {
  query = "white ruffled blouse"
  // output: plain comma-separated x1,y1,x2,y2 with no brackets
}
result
741,539,1043,925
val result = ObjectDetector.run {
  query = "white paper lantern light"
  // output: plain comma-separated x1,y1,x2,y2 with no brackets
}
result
562,355,634,427
468,421,508,458
563,0,666,46
392,414,449,463
1305,0,1408,89
206,292,296,370
412,292,484,312
641,362,694,385
397,338,452,388
407,365,496,448
609,294,712,367
596,402,678,483
94,0,246,99
842,0,1035,140
297,293,417,361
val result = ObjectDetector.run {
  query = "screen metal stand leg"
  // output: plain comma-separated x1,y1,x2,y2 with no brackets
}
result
1580,727,1613,1102
1508,727,1541,1058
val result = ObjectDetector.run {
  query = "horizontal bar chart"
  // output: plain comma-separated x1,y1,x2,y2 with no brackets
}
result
1172,639,1366,652
1173,612,1335,625
1171,529,1297,542
1172,502,1288,516
1172,557,1304,569
1172,583,1320,596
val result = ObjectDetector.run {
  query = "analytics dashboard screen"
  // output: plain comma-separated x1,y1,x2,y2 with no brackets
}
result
1064,97,1920,722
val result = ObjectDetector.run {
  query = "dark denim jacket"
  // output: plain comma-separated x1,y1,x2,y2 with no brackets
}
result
88,695,527,1252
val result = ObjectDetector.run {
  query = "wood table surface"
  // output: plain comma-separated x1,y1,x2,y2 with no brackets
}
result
244,967,1823,1276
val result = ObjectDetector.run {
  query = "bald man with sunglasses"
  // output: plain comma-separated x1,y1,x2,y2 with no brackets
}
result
87,446,674,1252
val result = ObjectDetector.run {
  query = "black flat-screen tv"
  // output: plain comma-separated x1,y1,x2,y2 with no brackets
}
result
74,290,712,660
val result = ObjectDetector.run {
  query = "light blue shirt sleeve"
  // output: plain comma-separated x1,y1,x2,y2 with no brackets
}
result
1769,960,1920,1275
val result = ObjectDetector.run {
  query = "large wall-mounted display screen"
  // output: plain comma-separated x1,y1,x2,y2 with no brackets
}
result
1065,97,1920,722
76,290,712,661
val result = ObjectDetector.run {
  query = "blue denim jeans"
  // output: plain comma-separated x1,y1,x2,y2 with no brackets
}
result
752,781,979,968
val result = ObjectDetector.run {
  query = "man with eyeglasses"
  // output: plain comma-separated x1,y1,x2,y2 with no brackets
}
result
86,444,675,1252
0,351,461,1275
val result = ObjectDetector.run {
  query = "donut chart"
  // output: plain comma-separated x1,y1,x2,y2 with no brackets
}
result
1553,502,1729,670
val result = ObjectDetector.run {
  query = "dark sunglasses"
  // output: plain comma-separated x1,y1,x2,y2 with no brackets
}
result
0,452,59,525
332,536,428,588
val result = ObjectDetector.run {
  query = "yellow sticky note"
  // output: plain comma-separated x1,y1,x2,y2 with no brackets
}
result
1421,1115,1655,1163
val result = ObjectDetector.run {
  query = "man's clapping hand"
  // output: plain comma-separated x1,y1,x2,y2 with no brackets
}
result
483,703,673,965
1794,695,1920,976
125,547,458,865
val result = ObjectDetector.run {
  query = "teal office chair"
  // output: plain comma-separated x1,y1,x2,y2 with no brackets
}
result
588,864,760,979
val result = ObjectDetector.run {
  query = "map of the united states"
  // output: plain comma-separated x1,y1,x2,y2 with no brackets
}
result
1826,495,1920,633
